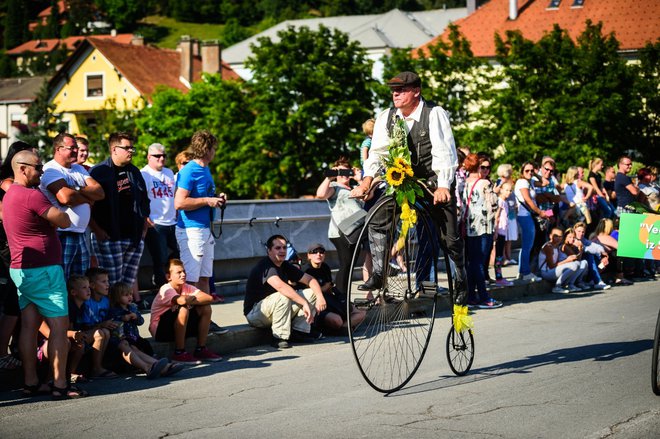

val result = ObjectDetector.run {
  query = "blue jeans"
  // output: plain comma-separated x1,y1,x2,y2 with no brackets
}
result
596,196,615,219
466,235,489,303
584,252,603,284
517,215,536,276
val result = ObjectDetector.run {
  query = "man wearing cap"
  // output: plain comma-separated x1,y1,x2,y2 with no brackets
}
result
141,143,178,287
40,133,104,278
351,71,468,305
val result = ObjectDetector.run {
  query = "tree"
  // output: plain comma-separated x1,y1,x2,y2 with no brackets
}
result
243,25,374,197
94,0,148,31
134,75,254,192
77,97,142,165
630,40,660,166
463,22,638,170
3,0,28,50
382,24,487,145
44,0,61,39
19,80,67,156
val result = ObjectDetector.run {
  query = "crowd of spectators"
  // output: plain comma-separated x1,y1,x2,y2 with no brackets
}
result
1,125,658,399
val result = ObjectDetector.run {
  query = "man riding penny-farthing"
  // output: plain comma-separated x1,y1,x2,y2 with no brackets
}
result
348,71,475,393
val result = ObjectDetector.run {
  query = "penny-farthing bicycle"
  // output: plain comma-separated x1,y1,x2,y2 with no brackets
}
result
347,183,475,393
652,308,660,395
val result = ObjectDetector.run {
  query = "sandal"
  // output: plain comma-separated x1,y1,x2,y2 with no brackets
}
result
147,357,169,379
51,383,89,400
0,354,21,370
22,382,50,397
160,362,185,377
70,373,90,383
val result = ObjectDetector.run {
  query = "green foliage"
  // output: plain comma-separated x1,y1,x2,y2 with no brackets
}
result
383,24,487,145
94,0,149,31
3,0,28,50
77,97,142,165
464,21,641,171
244,25,374,197
629,40,660,166
19,80,67,156
44,0,61,38
0,50,17,77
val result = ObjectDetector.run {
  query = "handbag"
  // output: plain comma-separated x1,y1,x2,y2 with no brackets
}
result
517,193,549,231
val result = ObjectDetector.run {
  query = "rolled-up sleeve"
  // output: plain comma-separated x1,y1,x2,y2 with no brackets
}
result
429,106,458,189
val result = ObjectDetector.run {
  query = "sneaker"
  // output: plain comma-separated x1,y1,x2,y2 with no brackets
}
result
495,279,514,287
478,299,503,309
485,278,497,285
522,273,541,282
172,351,200,364
567,285,581,292
576,282,591,291
506,258,518,265
290,329,322,343
271,337,291,349
194,347,222,362
208,321,229,335
593,281,612,291
552,286,569,294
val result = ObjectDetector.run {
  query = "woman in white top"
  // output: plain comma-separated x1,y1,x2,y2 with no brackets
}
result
538,228,584,293
514,161,548,282
316,157,365,296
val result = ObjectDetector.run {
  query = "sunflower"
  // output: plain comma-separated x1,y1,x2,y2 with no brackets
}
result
394,157,414,177
385,167,405,187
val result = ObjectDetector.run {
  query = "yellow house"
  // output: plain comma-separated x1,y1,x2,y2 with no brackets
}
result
49,36,240,134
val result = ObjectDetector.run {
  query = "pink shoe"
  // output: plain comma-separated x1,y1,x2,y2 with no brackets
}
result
171,351,200,364
495,279,514,287
194,347,223,362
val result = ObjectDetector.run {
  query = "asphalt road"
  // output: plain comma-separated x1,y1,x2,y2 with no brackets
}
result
1,281,660,438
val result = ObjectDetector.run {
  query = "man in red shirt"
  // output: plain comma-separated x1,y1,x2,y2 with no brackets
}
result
4,150,78,398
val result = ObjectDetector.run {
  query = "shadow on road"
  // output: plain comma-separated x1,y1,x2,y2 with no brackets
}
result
388,338,653,397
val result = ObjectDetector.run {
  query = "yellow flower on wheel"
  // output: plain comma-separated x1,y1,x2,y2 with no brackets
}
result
386,167,405,187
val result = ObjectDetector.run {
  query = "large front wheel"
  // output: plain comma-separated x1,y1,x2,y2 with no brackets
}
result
347,196,438,393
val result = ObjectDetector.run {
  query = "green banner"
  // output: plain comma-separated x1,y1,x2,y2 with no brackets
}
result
617,212,660,260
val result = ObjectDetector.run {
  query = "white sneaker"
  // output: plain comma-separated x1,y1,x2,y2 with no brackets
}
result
567,285,581,292
552,286,569,294
522,273,541,282
594,281,612,290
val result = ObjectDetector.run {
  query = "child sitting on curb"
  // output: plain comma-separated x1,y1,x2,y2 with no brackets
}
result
108,283,180,379
150,259,222,363
67,274,114,382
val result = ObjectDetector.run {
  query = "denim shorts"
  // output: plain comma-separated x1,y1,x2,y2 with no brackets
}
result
175,227,215,282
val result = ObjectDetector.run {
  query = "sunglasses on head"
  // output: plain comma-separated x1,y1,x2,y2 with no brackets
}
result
309,248,325,255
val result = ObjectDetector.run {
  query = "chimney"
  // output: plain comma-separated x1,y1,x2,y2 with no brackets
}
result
131,34,144,46
178,35,193,85
509,0,518,20
467,0,477,15
110,29,117,37
201,40,222,76
193,39,200,57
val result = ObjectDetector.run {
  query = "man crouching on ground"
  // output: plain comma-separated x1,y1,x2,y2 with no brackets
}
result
244,235,326,349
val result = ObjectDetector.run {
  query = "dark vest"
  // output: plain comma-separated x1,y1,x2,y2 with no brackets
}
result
386,100,436,181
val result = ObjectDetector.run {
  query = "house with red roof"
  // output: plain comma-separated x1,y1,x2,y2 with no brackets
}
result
48,37,241,134
28,0,68,32
417,0,660,59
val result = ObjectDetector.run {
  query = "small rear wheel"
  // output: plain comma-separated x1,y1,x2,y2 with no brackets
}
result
446,326,474,376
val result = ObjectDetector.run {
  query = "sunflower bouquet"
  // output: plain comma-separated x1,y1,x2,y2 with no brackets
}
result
382,116,423,250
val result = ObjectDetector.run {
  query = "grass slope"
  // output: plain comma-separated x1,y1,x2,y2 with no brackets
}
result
139,15,225,49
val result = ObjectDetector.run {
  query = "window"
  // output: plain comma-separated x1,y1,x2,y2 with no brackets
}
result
548,0,561,8
572,0,585,7
86,74,103,98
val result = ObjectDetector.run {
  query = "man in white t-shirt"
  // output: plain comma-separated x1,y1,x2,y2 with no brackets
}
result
141,143,178,287
40,133,105,278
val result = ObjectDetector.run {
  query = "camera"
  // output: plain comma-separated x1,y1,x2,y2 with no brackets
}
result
325,168,354,177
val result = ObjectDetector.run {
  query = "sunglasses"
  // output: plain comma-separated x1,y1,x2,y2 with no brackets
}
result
150,154,165,158
543,167,554,172
480,165,491,170
523,169,534,173
18,162,44,172
115,146,135,152
309,248,325,255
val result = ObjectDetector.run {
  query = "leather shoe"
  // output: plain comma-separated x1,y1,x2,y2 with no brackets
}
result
358,274,382,291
